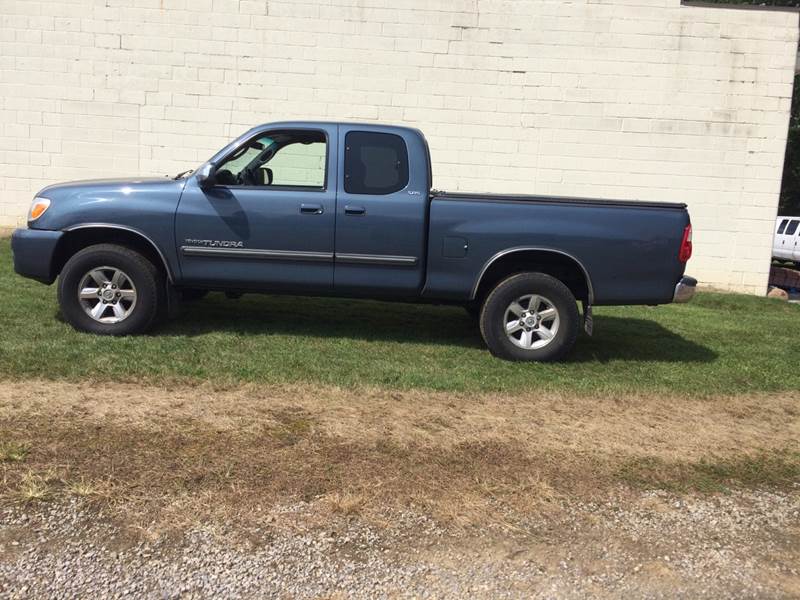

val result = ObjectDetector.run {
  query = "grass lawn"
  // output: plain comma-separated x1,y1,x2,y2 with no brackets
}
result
1,238,798,395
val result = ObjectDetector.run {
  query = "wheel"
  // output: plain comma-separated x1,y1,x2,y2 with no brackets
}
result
57,244,162,335
479,272,580,362
180,288,208,302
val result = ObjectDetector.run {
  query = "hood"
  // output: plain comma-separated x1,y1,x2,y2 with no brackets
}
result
37,177,182,199
29,176,188,231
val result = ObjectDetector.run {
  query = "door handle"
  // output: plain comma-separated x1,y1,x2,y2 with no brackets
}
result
300,204,323,215
345,205,366,216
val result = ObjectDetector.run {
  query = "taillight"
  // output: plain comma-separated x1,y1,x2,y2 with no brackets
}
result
679,224,692,262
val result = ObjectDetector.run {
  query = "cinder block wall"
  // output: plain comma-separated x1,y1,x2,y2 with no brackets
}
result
1,0,797,293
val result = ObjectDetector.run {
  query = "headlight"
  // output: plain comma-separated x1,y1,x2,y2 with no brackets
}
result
28,197,51,221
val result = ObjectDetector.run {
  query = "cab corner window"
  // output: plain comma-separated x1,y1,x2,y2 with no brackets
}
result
344,131,409,195
214,130,326,189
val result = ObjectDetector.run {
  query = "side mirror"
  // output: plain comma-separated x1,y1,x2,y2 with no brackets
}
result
196,163,216,188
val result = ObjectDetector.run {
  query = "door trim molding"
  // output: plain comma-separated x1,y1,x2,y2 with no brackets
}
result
180,246,419,267
181,246,334,262
335,253,418,266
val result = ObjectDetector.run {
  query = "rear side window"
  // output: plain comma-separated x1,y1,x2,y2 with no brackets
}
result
344,131,409,195
787,220,800,236
777,219,789,234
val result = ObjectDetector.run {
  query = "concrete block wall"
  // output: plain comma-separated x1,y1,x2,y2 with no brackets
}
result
1,0,797,293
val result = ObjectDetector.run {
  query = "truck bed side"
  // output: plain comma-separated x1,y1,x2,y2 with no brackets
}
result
423,194,690,305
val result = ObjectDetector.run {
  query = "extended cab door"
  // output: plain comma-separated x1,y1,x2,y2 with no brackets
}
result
333,126,430,296
175,125,337,291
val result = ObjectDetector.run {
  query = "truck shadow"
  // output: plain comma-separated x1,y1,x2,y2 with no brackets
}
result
162,294,716,364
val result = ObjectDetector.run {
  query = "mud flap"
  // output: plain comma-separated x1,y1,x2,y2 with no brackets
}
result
583,303,593,336
166,284,182,319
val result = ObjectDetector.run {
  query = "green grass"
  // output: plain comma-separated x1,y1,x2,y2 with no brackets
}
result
1,238,799,394
0,440,28,463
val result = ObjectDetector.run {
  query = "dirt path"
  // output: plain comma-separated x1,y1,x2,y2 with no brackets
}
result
0,380,799,597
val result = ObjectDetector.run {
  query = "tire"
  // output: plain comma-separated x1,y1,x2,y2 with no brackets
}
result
57,244,162,335
479,272,580,362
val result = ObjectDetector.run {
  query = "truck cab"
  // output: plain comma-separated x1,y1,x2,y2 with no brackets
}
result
177,122,432,298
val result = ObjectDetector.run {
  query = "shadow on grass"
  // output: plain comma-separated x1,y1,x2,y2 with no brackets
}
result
154,293,716,364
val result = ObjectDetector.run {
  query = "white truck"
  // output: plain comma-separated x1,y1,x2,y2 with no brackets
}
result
773,216,800,267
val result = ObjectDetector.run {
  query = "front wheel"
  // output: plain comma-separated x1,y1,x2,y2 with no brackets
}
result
57,244,163,335
479,272,580,362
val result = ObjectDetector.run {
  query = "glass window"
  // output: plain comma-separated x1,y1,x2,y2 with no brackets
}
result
344,131,409,195
214,130,326,189
787,220,799,236
777,219,789,234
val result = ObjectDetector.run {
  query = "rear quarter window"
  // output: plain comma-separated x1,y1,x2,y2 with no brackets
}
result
344,131,409,195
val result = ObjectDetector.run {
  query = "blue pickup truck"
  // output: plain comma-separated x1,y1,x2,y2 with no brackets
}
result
11,121,695,361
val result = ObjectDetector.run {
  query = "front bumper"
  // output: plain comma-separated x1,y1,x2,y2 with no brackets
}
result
673,275,697,303
11,228,64,284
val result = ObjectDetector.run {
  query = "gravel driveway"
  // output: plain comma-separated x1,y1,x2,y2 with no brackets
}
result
2,489,798,599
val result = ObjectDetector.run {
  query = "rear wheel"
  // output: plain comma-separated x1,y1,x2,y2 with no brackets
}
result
479,272,579,362
57,244,162,335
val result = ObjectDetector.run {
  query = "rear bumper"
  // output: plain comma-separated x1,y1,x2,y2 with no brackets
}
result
11,228,64,284
673,275,697,303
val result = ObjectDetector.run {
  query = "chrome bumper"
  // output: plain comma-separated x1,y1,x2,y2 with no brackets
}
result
673,276,697,303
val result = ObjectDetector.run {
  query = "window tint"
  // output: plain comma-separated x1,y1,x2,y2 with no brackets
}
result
344,131,409,195
777,219,789,234
215,130,326,189
787,220,800,236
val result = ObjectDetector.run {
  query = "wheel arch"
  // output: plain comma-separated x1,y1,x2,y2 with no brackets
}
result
471,247,594,306
52,224,174,283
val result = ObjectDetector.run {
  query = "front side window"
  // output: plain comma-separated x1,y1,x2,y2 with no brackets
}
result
777,219,789,234
787,220,800,236
344,131,409,195
214,130,326,189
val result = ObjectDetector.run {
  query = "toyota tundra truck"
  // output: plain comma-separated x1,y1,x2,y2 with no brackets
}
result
11,121,696,361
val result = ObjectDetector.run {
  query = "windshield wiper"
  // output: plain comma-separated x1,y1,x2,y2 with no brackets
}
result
174,169,194,180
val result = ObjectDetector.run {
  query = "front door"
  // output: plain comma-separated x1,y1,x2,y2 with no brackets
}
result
333,126,428,296
176,126,337,291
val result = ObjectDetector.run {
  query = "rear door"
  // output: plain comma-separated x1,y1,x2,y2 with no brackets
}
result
333,126,429,296
793,224,800,262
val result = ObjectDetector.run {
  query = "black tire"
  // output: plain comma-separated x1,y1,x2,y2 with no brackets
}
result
479,272,580,362
57,244,162,335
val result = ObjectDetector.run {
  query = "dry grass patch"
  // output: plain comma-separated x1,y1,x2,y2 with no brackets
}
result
0,380,798,530
14,470,56,503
